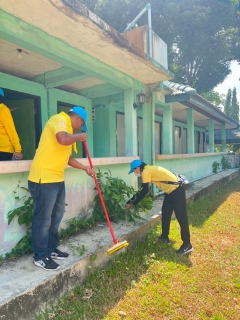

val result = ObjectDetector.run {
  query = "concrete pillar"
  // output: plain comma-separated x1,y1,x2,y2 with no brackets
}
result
162,104,173,154
84,99,94,156
151,91,156,165
221,124,226,152
199,128,203,153
150,92,158,196
124,88,138,156
208,119,214,152
142,100,152,164
187,108,195,154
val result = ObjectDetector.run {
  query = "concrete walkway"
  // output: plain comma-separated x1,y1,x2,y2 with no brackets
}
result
0,169,239,320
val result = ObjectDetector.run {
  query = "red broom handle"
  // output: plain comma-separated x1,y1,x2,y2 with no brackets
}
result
83,141,118,244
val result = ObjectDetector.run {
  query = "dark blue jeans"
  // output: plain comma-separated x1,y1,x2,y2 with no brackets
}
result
28,181,66,261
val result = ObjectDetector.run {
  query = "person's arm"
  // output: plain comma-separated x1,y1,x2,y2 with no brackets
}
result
126,182,149,206
56,131,87,145
3,107,22,157
68,156,95,177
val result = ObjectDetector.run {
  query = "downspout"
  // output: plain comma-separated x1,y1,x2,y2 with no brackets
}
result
146,3,152,58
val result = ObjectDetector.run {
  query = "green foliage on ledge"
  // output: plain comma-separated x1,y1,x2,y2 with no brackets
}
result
212,155,231,174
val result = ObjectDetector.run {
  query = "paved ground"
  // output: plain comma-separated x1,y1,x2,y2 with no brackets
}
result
0,169,239,320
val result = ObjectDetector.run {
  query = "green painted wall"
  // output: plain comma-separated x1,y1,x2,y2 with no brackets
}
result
155,154,224,181
93,105,111,157
92,99,125,157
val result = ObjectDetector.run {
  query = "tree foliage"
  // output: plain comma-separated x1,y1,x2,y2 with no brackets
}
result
232,87,239,121
79,0,240,95
224,87,239,121
224,88,232,116
201,90,226,109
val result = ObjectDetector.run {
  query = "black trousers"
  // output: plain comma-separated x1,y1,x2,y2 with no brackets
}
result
161,186,191,245
0,152,13,161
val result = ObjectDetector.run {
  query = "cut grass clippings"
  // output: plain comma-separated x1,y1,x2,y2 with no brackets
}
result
36,176,240,320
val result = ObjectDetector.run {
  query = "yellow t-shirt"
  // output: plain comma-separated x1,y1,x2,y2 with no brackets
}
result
0,103,22,153
142,165,178,194
28,113,72,183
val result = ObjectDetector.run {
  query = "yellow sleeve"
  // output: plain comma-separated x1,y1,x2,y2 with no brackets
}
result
2,107,22,152
50,117,70,135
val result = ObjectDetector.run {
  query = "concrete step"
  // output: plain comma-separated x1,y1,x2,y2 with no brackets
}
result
0,169,239,320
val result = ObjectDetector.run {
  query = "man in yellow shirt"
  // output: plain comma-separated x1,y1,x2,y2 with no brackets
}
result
127,160,193,255
28,106,95,271
0,88,23,161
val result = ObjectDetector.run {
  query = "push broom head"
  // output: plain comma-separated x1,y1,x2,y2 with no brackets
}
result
107,240,129,256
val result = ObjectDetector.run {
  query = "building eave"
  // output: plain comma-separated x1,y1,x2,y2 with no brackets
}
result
0,0,173,85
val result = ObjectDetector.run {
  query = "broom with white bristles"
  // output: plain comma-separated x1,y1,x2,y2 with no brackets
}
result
83,141,129,255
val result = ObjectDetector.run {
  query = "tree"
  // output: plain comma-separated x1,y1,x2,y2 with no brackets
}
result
232,87,239,122
224,88,232,117
151,0,239,94
79,0,240,95
201,90,225,110
223,87,239,121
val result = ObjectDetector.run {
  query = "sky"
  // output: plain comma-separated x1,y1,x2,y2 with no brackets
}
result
214,61,240,103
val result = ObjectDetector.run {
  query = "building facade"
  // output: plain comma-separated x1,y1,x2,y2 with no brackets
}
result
0,0,238,256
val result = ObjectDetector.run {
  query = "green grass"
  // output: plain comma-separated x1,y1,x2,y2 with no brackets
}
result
36,177,240,320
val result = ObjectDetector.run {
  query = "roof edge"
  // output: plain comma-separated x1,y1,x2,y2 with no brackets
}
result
62,0,173,80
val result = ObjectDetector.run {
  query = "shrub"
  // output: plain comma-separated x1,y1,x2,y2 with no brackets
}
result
92,169,153,223
221,155,231,170
212,161,220,174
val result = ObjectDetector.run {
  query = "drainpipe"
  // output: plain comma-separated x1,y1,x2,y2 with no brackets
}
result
146,4,152,59
124,3,152,58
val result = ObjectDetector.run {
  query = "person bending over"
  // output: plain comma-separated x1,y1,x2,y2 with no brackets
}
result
126,159,193,255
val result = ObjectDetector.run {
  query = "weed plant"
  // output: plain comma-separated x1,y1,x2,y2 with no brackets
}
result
212,155,231,173
36,176,240,320
93,169,153,223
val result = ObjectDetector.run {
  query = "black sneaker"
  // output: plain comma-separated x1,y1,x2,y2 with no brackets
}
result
51,248,69,260
176,244,193,255
159,235,171,244
34,257,60,271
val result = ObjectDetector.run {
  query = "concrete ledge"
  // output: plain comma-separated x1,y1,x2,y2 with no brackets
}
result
186,169,240,203
0,156,138,174
155,152,227,160
0,169,239,320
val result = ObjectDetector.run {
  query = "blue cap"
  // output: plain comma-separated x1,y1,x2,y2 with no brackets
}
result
128,159,142,174
70,106,88,132
0,88,4,97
